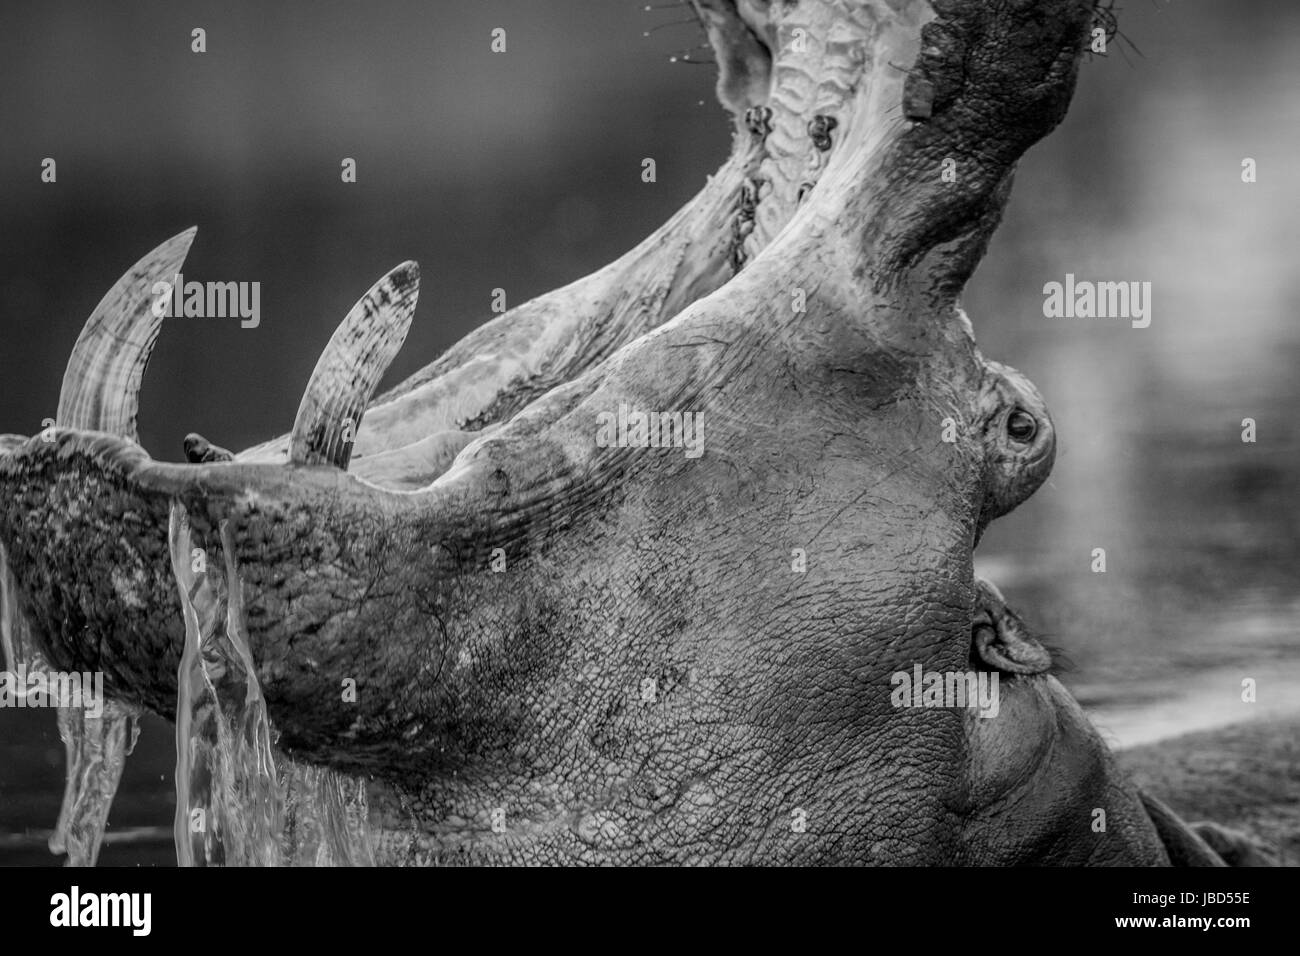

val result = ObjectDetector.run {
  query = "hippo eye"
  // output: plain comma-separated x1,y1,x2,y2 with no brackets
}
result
1006,409,1037,444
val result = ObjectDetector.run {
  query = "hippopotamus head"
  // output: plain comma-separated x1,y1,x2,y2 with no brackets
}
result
0,234,1059,865
0,0,1116,865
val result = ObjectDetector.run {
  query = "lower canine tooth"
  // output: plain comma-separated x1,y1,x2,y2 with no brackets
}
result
57,227,198,440
289,261,420,469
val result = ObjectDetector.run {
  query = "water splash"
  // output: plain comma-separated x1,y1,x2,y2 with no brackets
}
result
5,513,375,868
49,701,141,865
278,757,375,866
168,502,282,866
167,501,375,866
2,542,139,866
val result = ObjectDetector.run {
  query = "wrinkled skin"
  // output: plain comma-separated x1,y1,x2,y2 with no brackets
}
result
0,0,1151,864
0,308,1051,864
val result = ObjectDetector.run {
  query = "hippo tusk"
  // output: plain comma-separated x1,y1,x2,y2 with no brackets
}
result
19,226,195,866
30,226,195,865
56,227,197,440
288,261,420,469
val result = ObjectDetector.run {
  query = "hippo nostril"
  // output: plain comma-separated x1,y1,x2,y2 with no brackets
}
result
1006,409,1037,444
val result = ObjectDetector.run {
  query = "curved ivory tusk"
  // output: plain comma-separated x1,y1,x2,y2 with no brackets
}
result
289,261,420,469
56,227,197,439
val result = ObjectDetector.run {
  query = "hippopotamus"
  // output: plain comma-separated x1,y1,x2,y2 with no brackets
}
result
2,0,1241,865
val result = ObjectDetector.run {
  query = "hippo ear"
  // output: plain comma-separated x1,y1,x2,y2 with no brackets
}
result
972,582,1053,675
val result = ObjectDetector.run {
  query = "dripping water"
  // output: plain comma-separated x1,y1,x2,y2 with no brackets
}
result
2,543,139,866
168,501,283,866
167,501,374,866
278,756,375,866
49,702,141,865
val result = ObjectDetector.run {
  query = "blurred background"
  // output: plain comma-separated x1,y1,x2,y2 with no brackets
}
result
1,0,1296,864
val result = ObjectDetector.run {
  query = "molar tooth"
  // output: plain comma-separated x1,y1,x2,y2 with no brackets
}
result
289,262,420,469
56,227,197,440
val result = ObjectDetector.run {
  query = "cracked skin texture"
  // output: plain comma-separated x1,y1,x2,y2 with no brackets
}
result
4,290,1074,865
0,0,1133,864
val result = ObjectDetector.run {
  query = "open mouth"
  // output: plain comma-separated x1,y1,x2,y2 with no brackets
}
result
0,0,1103,867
